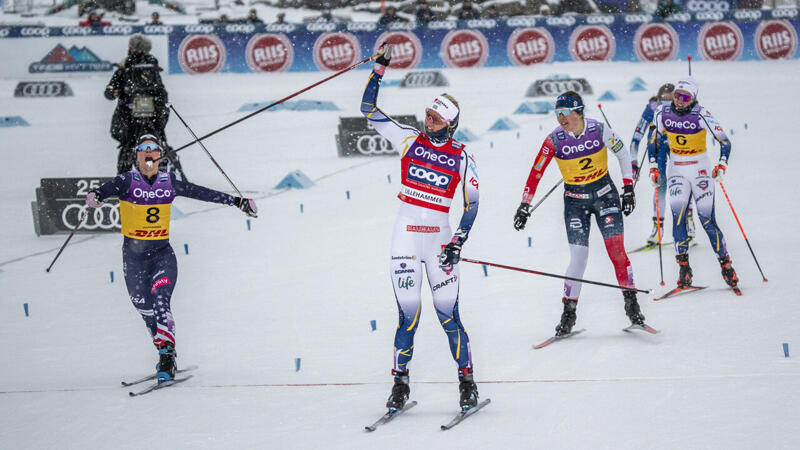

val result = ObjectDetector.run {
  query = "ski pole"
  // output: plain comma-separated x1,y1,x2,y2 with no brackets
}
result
687,56,692,76
530,179,563,214
45,210,86,272
718,182,768,282
156,52,380,164
597,103,613,128
461,258,651,294
632,145,648,190
168,104,245,198
654,185,665,286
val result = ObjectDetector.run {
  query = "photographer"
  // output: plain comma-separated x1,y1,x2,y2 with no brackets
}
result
105,35,184,179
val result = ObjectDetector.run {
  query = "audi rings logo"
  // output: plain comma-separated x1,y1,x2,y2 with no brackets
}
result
15,81,73,97
356,135,394,155
402,72,438,87
529,78,593,97
62,203,121,230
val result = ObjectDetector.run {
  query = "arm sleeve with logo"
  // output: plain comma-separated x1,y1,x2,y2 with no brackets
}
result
360,69,419,155
630,104,654,161
453,151,479,244
521,136,556,203
699,106,731,162
97,173,131,200
603,124,633,185
171,174,236,205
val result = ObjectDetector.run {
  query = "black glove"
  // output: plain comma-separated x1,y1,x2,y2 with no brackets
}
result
104,85,116,100
376,42,392,66
234,197,258,218
439,241,462,266
514,202,531,231
621,185,635,216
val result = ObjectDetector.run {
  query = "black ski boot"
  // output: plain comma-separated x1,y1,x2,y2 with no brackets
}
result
458,368,479,410
386,370,410,410
156,343,176,383
676,253,693,288
555,298,578,337
623,290,646,326
718,255,739,288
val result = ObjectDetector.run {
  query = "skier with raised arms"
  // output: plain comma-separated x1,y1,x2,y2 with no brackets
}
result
360,44,481,412
649,76,739,293
84,135,257,384
514,91,650,337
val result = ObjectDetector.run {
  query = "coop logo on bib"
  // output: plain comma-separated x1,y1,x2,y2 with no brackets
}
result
440,29,489,68
374,31,422,69
507,27,554,66
698,22,743,61
569,25,615,61
313,32,361,71
245,33,293,72
755,20,798,60
634,23,679,62
178,34,226,74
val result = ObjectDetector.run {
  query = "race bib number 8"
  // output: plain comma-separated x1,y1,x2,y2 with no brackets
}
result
119,201,172,240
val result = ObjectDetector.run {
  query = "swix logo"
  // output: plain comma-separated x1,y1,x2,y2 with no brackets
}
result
178,35,226,74
571,169,605,183
412,146,457,167
246,33,293,72
375,31,422,69
569,25,615,61
151,276,171,292
634,23,679,62
132,187,171,199
313,32,361,71
665,119,697,129
698,22,743,61
134,229,169,238
561,139,601,155
508,27,555,66
755,20,798,60
408,164,452,188
441,29,489,68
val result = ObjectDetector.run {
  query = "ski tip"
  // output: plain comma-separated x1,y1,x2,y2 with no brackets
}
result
365,426,376,432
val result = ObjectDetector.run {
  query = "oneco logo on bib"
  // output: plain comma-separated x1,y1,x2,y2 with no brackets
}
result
408,163,452,188
561,139,601,155
755,20,798,60
132,188,172,199
507,27,554,66
412,146,457,168
698,21,743,61
245,33,294,72
441,29,489,68
313,32,361,71
634,23,679,62
664,118,698,129
374,31,422,69
569,25,615,61
178,34,226,74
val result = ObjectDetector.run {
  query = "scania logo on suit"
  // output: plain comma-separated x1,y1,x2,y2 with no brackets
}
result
14,81,73,97
408,163,452,188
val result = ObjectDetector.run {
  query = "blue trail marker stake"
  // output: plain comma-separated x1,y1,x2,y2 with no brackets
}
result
783,343,789,357
370,319,377,331
184,244,189,255
24,303,29,317
744,123,748,130
295,357,302,371
528,237,532,247
346,190,350,200
110,271,114,283
387,174,391,184
300,203,304,213
516,131,520,139
246,219,251,231
490,141,494,149
482,265,488,277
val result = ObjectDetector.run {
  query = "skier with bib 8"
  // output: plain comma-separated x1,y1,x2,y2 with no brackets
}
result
361,44,481,412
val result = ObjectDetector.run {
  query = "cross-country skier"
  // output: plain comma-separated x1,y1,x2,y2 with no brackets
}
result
514,91,647,336
649,76,739,291
360,44,480,411
84,135,257,382
630,83,696,248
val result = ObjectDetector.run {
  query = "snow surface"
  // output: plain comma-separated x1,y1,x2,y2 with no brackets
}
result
2,58,800,449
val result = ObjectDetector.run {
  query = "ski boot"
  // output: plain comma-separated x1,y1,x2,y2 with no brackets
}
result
718,255,739,288
555,298,578,337
623,290,646,326
386,370,410,410
646,217,664,246
156,343,177,383
458,368,479,410
676,253,693,288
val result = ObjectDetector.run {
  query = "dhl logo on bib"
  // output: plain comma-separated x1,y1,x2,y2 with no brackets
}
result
119,201,172,240
555,148,609,185
667,129,707,156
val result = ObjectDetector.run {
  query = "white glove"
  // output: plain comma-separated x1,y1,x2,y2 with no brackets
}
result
85,190,103,208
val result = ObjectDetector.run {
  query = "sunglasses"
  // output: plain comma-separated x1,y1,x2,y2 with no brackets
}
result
674,91,693,102
555,106,581,117
136,142,162,152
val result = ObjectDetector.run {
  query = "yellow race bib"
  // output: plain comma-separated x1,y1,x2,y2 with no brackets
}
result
119,201,171,240
555,148,609,185
666,129,707,156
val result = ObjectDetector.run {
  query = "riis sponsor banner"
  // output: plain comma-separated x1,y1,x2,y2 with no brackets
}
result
32,178,120,236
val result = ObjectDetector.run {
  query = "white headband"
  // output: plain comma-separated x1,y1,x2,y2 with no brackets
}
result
426,96,459,123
